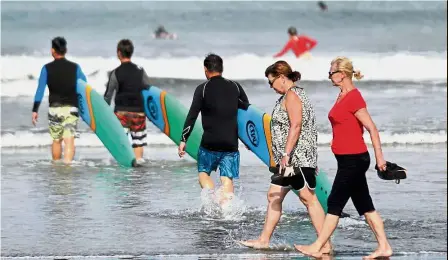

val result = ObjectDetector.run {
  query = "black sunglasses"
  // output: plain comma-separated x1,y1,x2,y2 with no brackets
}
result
328,70,340,79
268,76,280,87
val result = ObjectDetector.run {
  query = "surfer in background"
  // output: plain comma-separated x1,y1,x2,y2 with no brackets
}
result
178,53,249,206
240,61,332,254
318,1,328,11
104,39,151,164
273,27,317,59
153,25,177,40
31,37,86,164
295,57,393,259
154,25,168,38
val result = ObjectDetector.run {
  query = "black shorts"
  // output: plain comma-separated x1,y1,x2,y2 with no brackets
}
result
327,152,375,217
271,167,317,191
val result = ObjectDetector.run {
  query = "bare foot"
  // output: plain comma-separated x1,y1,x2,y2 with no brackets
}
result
294,243,323,258
63,159,72,165
239,239,269,249
363,246,393,259
320,242,334,255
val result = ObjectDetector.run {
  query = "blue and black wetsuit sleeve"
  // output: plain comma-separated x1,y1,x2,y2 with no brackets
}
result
76,64,87,82
181,84,203,143
104,70,119,105
32,66,48,113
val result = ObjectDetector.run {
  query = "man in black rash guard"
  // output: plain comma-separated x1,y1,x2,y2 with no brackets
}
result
104,39,151,164
178,53,249,205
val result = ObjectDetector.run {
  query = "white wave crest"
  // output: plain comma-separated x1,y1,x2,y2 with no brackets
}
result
1,130,445,148
1,52,446,97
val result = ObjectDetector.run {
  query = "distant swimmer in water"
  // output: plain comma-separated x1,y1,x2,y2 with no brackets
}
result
318,1,328,11
274,26,317,59
153,25,177,40
154,25,168,38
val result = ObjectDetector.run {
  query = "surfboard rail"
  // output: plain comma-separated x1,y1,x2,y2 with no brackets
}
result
77,79,136,167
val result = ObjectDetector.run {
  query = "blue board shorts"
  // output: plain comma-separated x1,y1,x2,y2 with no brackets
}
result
197,146,240,179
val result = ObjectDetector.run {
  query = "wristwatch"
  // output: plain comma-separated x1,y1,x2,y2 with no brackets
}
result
282,152,289,157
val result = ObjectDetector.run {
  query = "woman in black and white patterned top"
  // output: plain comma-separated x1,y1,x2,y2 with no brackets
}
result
240,61,332,254
271,83,318,169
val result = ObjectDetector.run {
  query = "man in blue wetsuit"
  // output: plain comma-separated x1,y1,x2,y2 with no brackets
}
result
178,53,249,205
32,37,87,164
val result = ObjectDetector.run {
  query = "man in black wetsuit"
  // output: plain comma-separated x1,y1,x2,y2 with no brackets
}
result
32,36,87,164
104,39,151,164
178,53,249,204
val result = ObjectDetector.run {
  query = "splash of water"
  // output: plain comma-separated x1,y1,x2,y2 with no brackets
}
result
199,187,247,221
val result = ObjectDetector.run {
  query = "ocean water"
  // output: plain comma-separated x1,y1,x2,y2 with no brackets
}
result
1,1,447,259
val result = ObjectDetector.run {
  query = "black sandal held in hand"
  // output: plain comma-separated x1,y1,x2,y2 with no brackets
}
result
269,154,297,181
375,161,407,184
269,164,296,182
269,165,283,182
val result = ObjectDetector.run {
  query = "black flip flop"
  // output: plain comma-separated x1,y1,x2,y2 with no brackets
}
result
375,161,407,184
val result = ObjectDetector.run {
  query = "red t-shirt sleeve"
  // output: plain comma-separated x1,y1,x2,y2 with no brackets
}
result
347,90,366,114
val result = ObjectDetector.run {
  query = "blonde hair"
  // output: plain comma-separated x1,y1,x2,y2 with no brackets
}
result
331,56,364,80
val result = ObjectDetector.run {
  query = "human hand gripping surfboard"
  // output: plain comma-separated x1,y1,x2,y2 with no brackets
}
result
142,85,203,160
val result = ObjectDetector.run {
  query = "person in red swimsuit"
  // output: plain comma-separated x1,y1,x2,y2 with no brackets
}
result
295,57,393,259
273,27,317,58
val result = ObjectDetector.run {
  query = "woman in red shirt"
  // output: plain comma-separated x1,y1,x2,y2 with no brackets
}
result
295,57,393,259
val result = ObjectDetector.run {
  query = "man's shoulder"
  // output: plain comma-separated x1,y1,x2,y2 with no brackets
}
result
223,78,243,92
118,62,146,73
45,58,78,68
197,80,209,89
128,62,145,71
63,58,79,67
226,78,241,86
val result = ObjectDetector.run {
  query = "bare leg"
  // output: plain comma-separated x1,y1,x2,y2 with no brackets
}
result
52,139,62,161
239,185,289,249
134,146,144,160
295,188,333,254
363,211,393,259
62,137,75,164
199,172,215,190
219,176,234,205
295,214,340,258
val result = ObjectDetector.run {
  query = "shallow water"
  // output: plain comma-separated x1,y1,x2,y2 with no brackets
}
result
1,145,446,259
1,1,447,259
